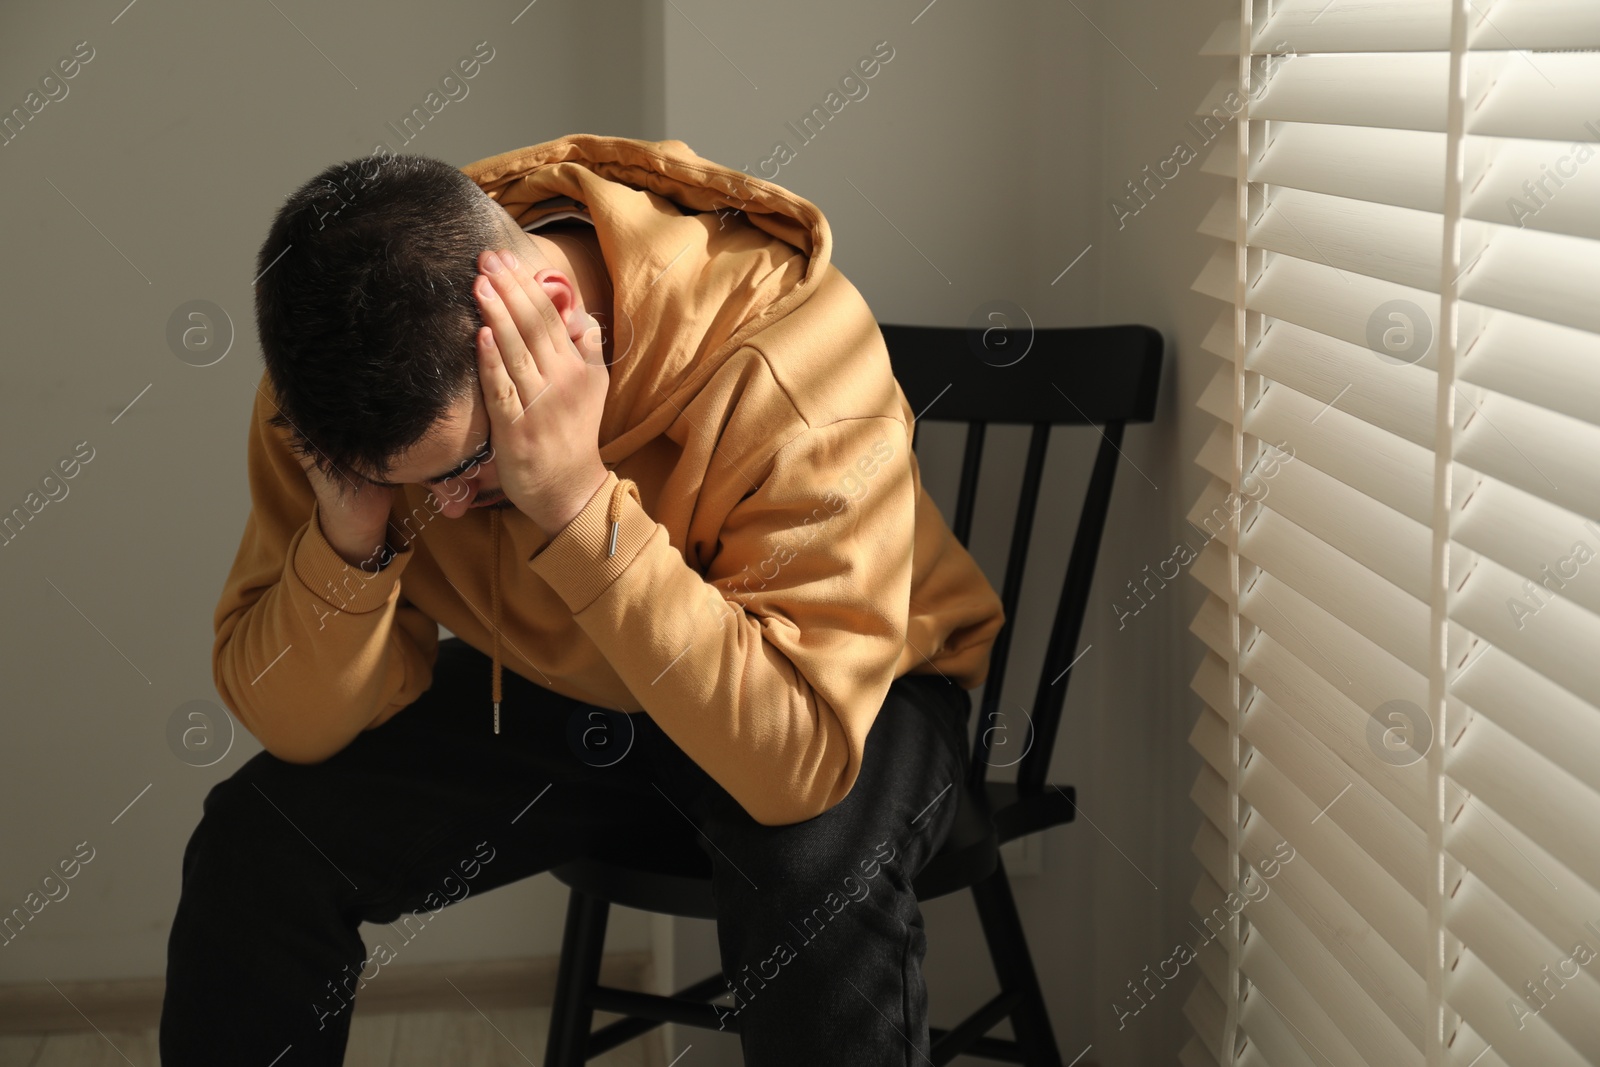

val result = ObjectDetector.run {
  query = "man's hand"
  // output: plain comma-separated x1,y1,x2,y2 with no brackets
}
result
473,248,609,538
286,438,397,568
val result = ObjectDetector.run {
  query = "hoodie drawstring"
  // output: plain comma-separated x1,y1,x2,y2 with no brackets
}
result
488,475,633,735
607,477,628,558
490,506,502,734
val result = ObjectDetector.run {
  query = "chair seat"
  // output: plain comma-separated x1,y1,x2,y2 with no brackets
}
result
549,779,1078,919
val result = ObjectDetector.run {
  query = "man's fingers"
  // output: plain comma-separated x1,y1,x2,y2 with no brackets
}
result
477,255,545,382
507,251,571,357
475,272,544,419
475,272,534,379
474,322,516,411
485,250,573,370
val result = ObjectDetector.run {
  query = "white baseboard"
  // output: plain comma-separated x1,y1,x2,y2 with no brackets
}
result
0,951,653,1035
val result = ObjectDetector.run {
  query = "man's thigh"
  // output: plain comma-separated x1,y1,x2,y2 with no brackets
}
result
196,636,677,921
662,669,971,916
663,669,968,836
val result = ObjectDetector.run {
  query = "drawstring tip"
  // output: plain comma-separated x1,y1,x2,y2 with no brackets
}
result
493,700,500,735
607,520,619,558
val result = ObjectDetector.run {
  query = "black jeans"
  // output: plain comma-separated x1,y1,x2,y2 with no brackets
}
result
160,636,971,1066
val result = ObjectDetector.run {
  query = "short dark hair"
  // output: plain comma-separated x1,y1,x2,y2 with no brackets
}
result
253,153,517,487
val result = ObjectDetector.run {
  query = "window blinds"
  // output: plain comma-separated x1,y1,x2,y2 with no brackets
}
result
1182,2,1600,1065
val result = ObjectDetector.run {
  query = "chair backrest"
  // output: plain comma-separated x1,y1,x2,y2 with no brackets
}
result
879,322,1163,798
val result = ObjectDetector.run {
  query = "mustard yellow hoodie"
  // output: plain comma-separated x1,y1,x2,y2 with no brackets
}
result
215,134,1004,826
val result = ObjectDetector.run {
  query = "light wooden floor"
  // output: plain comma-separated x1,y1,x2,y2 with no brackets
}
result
0,1006,660,1066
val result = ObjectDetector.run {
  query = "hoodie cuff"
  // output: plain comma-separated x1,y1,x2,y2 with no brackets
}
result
292,500,411,614
526,469,651,614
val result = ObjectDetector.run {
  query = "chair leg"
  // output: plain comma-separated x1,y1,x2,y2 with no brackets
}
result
545,888,612,1067
971,854,1064,1067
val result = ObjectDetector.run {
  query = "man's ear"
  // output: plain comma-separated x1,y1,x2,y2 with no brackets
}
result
534,270,588,341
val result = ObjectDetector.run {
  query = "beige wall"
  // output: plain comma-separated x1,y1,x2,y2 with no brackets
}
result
0,1,1227,1063
0,0,655,989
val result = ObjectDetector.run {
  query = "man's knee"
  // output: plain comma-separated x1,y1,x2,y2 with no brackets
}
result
714,820,906,919
198,754,303,832
182,760,333,892
193,765,262,836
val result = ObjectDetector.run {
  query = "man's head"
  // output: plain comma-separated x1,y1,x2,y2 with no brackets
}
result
253,153,599,515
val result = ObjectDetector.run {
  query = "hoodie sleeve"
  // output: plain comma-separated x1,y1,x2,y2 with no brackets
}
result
211,375,440,763
528,411,919,827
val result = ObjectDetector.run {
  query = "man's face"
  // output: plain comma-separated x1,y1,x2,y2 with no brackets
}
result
360,391,510,519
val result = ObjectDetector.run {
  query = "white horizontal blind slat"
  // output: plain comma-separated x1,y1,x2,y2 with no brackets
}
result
1195,763,1232,840
1239,514,1432,676
1448,714,1600,893
1452,475,1600,620
1239,742,1428,973
1247,315,1438,450
1451,556,1600,708
1450,650,1600,798
1253,54,1452,130
1192,649,1232,722
1255,122,1447,213
1465,137,1600,243
1452,388,1600,521
1237,978,1351,1067
1466,53,1600,141
1241,828,1428,1051
1251,187,1443,291
1240,690,1429,901
1458,219,1600,333
1446,787,1600,973
1244,377,1436,525
1255,0,1452,53
1468,0,1600,47
1459,310,1600,429
1191,700,1232,778
1445,948,1591,1067
1232,813,1422,1062
1237,931,1371,1067
1240,609,1432,825
1445,873,1600,1053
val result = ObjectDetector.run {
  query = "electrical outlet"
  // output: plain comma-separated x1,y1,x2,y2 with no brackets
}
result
1000,834,1043,876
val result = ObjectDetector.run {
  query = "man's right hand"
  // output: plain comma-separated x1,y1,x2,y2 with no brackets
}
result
286,436,397,569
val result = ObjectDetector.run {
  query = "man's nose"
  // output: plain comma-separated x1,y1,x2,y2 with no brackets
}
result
433,481,475,516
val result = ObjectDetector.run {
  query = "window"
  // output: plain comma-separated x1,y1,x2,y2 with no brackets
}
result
1183,3,1600,1064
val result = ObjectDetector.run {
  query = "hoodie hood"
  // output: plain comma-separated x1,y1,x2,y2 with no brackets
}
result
461,134,832,462
460,134,836,733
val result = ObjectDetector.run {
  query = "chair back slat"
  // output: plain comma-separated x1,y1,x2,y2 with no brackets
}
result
951,422,985,548
1017,424,1125,797
880,322,1163,794
968,423,1051,788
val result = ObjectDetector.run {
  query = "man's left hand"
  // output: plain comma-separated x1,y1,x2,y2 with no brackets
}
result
473,248,609,537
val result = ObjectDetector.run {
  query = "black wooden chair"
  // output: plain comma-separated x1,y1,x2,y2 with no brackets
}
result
542,321,1164,1065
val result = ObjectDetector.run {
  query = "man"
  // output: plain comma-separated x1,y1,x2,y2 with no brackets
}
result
161,134,1004,1065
